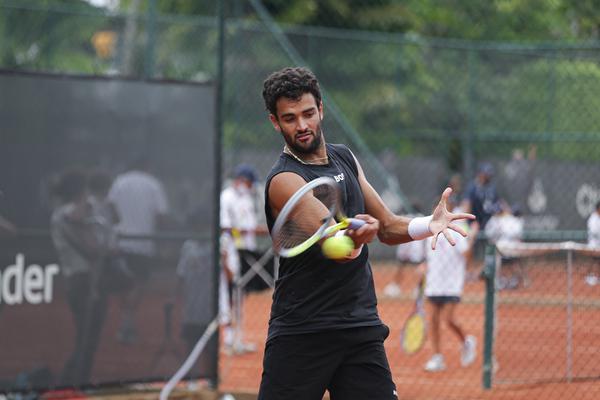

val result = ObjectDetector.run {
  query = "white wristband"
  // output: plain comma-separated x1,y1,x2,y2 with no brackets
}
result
408,216,433,240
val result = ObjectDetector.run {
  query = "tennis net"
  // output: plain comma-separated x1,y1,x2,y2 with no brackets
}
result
484,241,600,387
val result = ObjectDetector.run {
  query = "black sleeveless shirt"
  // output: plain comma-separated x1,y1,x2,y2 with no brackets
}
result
264,143,382,340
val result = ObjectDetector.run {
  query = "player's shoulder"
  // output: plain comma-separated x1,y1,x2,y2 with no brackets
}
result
268,171,306,194
266,153,294,180
327,143,354,159
327,143,350,152
265,154,308,188
328,143,360,175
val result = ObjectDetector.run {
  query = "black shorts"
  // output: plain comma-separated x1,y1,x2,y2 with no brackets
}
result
427,295,460,305
258,325,397,400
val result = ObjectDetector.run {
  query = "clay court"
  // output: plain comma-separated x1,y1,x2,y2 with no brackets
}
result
2,255,599,400
218,261,600,400
3,3,600,399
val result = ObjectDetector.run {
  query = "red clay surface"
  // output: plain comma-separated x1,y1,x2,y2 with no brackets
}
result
219,261,600,400
2,260,599,399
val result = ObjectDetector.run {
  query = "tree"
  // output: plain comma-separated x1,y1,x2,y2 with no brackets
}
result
0,0,109,72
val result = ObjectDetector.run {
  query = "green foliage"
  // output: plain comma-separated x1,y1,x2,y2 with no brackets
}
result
260,0,599,41
3,0,600,166
156,0,215,15
0,0,108,72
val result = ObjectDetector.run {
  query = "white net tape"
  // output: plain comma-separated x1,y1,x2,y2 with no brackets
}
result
496,240,600,258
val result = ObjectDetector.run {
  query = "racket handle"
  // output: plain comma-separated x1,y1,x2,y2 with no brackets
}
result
347,218,366,230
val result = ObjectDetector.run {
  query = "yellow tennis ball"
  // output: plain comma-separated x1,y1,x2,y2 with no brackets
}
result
322,235,355,259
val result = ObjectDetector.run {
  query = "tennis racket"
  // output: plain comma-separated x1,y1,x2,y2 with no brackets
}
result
400,277,426,354
271,176,365,258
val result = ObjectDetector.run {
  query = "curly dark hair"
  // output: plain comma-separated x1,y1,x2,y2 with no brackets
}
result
262,67,322,116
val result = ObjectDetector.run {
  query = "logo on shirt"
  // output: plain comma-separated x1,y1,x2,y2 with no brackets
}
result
333,173,345,183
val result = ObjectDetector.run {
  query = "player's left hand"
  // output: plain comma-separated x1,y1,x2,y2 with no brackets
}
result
429,187,475,250
346,214,379,248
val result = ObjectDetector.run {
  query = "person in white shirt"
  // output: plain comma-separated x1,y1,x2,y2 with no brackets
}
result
485,202,527,289
584,201,600,285
109,160,169,258
50,169,108,385
221,163,271,274
220,164,265,252
108,157,170,343
220,164,268,353
423,200,479,372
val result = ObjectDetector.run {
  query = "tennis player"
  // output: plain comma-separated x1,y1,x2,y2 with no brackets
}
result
422,198,479,372
258,67,474,400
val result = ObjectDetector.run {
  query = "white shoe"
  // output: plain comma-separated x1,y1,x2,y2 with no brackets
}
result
585,274,598,286
424,354,446,372
461,335,477,367
383,283,402,298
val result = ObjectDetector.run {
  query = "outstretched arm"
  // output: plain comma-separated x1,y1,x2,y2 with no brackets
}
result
351,152,475,249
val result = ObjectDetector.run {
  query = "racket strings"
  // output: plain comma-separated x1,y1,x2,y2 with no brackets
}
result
273,183,337,251
402,314,426,354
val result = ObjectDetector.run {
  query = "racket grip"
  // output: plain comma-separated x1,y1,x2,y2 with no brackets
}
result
347,218,366,230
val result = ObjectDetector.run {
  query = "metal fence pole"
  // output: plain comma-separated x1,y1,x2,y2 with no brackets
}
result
482,243,496,389
566,248,573,382
213,0,226,385
144,0,157,78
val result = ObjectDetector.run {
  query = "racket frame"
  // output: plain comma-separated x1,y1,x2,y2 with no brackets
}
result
400,279,427,354
271,176,361,258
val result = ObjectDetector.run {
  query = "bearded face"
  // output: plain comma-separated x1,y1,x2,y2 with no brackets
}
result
269,92,324,155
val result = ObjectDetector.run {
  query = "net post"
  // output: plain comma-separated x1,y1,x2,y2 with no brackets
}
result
482,243,496,390
566,249,573,382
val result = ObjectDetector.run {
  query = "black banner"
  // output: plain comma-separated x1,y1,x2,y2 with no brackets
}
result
0,71,218,392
